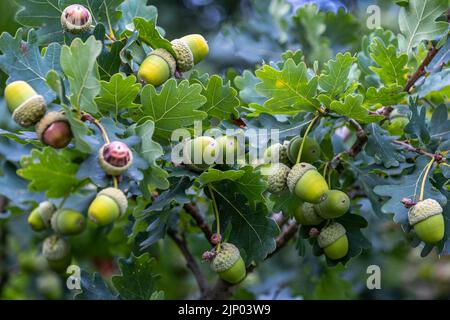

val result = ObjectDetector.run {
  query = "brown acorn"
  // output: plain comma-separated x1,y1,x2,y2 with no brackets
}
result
36,112,72,149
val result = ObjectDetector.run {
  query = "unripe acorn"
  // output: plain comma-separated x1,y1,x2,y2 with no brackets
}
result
265,163,291,194
183,136,218,172
263,142,292,166
36,112,72,149
180,34,209,65
211,243,246,284
88,188,128,226
61,4,92,34
215,135,240,164
98,141,133,176
28,201,56,232
287,163,329,203
294,202,324,225
318,222,349,260
51,209,86,236
37,272,63,300
408,199,445,245
171,39,195,72
138,49,177,87
42,235,72,273
314,190,350,219
4,81,46,127
287,136,321,164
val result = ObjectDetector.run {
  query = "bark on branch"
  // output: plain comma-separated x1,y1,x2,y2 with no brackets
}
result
183,203,214,245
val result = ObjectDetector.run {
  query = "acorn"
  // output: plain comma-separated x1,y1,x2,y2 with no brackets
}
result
171,39,195,72
294,202,324,225
287,136,321,164
4,81,46,127
215,135,240,164
182,136,218,172
318,222,349,260
408,199,445,245
314,190,350,219
98,141,133,176
211,243,246,284
88,188,128,226
61,4,92,34
28,201,56,232
287,163,329,203
51,209,86,236
180,34,209,65
42,235,72,273
266,163,291,194
263,142,291,166
36,112,72,149
138,48,177,87
37,272,63,300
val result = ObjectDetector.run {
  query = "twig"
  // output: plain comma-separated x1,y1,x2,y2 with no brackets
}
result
183,203,214,245
168,230,210,296
392,140,439,159
404,45,439,93
347,118,368,157
265,222,299,261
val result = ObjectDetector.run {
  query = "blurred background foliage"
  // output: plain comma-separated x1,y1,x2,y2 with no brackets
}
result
0,0,449,300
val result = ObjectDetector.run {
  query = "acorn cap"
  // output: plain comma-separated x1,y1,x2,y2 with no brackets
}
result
98,142,134,176
286,163,316,193
267,163,291,194
12,95,46,127
408,198,443,226
296,202,324,225
149,48,177,77
36,112,69,140
264,143,290,165
318,222,346,248
211,243,241,273
38,201,57,227
98,188,128,217
61,4,92,34
42,235,70,261
171,39,194,72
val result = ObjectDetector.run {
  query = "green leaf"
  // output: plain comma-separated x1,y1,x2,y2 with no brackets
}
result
364,85,406,106
133,17,175,56
319,52,356,98
429,104,450,142
17,148,83,198
61,36,102,113
98,41,125,81
415,69,450,98
398,0,449,54
234,70,265,105
96,74,142,119
198,168,245,186
365,123,405,168
233,166,268,208
119,0,157,32
404,98,430,144
200,75,239,121
313,266,353,299
112,253,160,300
255,59,320,114
61,105,92,153
134,80,207,143
369,38,408,86
75,271,118,300
329,94,384,123
0,29,61,103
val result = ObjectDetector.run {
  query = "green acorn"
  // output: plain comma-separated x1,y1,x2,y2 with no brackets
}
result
98,141,133,176
171,39,195,72
183,136,218,172
138,48,177,87
180,34,209,65
28,201,56,232
287,136,321,164
265,163,291,194
4,81,46,127
37,272,63,300
211,243,246,284
318,222,349,260
263,142,291,166
61,4,92,34
408,199,445,245
88,188,128,226
286,163,329,203
36,112,72,149
294,202,324,225
42,235,72,273
215,135,240,164
314,190,350,219
51,209,86,236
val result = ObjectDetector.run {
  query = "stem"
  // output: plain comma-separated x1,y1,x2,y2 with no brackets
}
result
113,177,119,189
296,114,320,164
104,8,116,41
404,45,439,93
208,185,221,252
419,158,435,201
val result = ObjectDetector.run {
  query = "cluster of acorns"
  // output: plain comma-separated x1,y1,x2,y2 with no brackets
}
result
264,136,351,261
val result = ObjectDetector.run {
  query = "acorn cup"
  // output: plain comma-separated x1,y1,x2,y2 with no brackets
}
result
182,136,218,172
98,141,133,176
36,112,73,149
318,222,349,260
265,163,291,194
314,190,350,219
42,235,72,273
171,39,195,72
138,48,177,87
287,136,321,164
215,135,240,164
179,34,209,65
51,209,86,236
28,201,56,232
4,81,46,127
263,142,291,166
211,243,246,284
294,202,324,226
408,199,445,245
61,4,92,34
88,188,128,226
286,163,329,203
